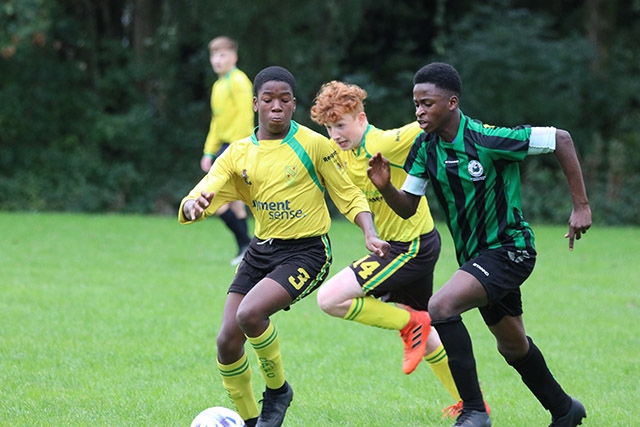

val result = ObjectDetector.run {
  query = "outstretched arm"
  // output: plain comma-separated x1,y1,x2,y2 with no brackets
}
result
554,129,592,250
182,191,215,221
354,211,390,258
367,152,421,219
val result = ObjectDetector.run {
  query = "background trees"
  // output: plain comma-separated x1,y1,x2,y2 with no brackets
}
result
1,0,638,223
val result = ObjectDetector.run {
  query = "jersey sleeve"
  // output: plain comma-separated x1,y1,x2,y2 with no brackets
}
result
470,121,532,162
403,134,430,179
229,72,255,138
527,126,556,155
203,70,255,156
316,137,370,223
178,149,238,224
383,122,423,166
203,86,221,156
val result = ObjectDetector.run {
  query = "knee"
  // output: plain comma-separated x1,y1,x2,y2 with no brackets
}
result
316,286,334,315
235,303,260,332
497,335,530,363
427,293,452,321
216,328,245,362
317,285,352,318
216,329,232,351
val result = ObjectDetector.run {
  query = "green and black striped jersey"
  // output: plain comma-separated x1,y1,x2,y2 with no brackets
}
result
404,112,536,265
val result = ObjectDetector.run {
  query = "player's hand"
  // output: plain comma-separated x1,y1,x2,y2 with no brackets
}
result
184,191,215,221
564,204,592,251
366,235,390,259
200,155,215,172
367,152,391,190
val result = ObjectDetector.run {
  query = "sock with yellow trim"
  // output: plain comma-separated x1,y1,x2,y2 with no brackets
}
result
424,343,461,401
246,321,285,390
217,352,260,420
344,296,411,330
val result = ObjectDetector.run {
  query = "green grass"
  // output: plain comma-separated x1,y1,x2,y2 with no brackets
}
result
1,212,638,426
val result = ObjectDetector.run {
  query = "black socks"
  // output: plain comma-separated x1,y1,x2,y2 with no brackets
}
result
219,209,251,250
433,316,486,412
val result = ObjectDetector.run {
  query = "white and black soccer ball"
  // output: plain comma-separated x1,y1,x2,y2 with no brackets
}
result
190,407,246,427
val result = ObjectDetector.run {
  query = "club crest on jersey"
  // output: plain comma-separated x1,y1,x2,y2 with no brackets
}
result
468,160,486,181
284,165,298,184
242,169,252,185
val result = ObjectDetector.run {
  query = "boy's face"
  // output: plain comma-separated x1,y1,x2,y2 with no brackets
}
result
413,83,458,134
254,81,296,137
324,111,367,151
209,48,237,76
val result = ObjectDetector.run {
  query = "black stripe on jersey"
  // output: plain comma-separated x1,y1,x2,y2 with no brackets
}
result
403,136,423,175
466,126,512,249
443,144,475,262
424,137,474,263
461,136,488,252
491,159,515,247
465,124,533,252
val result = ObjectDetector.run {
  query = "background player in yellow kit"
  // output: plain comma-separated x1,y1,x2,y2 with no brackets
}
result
179,67,389,427
201,36,253,265
310,80,488,418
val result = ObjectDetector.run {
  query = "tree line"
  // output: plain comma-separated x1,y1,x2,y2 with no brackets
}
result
1,0,638,224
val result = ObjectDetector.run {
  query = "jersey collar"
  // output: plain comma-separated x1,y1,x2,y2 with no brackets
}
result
250,120,299,145
438,110,467,145
353,124,374,157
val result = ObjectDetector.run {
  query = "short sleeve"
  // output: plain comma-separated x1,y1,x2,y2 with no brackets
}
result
528,127,556,155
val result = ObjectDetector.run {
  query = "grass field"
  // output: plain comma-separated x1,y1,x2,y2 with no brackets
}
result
1,212,638,426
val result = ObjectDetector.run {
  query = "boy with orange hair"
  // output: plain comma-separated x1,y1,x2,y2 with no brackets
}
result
310,81,486,418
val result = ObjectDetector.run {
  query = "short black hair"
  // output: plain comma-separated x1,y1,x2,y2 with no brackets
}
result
253,66,296,96
413,62,462,97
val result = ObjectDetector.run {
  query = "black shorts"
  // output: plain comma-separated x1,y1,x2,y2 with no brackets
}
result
348,229,441,311
460,246,536,326
216,142,231,157
229,235,332,305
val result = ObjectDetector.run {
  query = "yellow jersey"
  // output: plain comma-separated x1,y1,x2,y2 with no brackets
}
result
336,122,435,242
180,121,371,240
203,67,254,156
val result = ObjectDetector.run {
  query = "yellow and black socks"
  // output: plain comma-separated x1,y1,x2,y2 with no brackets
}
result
217,352,259,420
424,343,461,401
344,296,410,330
246,321,285,390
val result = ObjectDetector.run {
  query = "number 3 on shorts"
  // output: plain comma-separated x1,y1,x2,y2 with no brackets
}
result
288,267,311,290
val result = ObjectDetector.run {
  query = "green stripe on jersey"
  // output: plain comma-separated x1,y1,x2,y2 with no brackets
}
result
285,121,324,192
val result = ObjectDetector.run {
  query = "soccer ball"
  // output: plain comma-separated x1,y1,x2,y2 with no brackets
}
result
190,407,246,427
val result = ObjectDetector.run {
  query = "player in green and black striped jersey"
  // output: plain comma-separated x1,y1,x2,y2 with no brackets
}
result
310,80,483,418
368,62,591,427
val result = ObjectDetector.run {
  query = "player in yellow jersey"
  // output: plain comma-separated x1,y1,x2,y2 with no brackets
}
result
179,67,389,427
201,36,253,266
310,80,488,419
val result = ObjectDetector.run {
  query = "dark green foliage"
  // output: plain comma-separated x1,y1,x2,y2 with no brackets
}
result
1,0,639,223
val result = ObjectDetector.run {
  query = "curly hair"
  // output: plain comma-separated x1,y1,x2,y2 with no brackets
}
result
310,81,367,125
253,66,296,96
413,62,462,97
